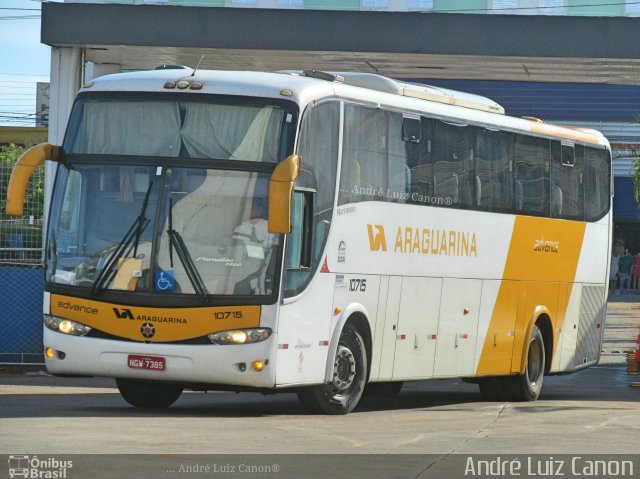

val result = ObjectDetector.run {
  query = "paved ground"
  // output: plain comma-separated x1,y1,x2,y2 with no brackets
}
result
0,297,639,477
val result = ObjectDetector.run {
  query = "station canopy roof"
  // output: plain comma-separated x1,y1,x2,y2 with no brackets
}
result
42,2,640,85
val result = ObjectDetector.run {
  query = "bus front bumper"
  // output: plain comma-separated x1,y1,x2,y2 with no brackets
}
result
43,328,276,388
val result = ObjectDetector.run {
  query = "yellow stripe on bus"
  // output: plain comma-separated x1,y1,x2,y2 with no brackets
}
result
476,216,586,376
50,294,260,342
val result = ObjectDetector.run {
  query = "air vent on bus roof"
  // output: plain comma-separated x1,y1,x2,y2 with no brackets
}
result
155,65,190,70
339,72,505,115
279,70,505,115
302,70,345,83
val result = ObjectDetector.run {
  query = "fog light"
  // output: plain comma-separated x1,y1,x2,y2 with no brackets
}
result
45,347,54,359
238,363,246,372
252,360,265,372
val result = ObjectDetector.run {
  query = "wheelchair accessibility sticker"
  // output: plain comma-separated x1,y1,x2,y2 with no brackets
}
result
155,270,175,292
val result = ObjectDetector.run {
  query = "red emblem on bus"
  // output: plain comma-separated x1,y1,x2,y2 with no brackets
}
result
141,322,156,339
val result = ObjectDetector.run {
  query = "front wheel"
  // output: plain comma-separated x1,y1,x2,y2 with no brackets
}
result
504,325,546,401
297,326,367,415
116,378,183,408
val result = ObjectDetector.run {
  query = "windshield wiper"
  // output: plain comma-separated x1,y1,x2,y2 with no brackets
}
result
166,197,209,302
91,182,153,294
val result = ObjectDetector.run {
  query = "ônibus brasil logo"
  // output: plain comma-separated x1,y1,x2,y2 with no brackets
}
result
8,455,73,478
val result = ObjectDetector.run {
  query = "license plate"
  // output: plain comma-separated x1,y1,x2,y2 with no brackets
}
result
127,354,166,371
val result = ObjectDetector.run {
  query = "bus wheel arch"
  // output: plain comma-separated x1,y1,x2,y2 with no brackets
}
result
535,314,554,375
297,319,368,414
323,309,372,384
343,313,373,383
297,311,372,415
507,318,548,402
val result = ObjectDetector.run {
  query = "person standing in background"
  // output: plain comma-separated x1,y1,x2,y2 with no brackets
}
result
632,252,640,293
619,249,634,292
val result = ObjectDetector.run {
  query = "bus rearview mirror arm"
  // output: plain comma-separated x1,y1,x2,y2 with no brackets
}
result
268,154,302,234
5,143,62,217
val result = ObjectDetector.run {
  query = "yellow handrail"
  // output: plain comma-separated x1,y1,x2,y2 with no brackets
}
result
6,143,60,217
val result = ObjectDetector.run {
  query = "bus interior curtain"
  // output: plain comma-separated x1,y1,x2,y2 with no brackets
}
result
71,101,182,157
181,104,279,162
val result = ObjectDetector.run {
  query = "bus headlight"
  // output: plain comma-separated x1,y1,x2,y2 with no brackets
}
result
44,315,92,336
208,328,271,345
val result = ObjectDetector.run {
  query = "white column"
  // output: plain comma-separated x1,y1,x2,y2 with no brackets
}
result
48,46,82,146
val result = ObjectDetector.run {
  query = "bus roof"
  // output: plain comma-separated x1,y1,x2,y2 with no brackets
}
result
82,69,608,147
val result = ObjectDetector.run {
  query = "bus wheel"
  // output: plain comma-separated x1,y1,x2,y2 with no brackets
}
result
297,326,367,415
505,325,546,401
364,381,403,398
116,378,183,408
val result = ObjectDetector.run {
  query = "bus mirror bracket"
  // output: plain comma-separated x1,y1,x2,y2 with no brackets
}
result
268,154,302,234
6,143,62,217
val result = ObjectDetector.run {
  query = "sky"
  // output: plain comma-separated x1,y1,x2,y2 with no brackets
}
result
0,0,53,127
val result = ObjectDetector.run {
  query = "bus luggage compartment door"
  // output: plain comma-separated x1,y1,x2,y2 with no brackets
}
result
391,277,442,380
433,278,482,377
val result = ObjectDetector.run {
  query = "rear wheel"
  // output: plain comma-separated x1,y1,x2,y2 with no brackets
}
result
504,325,546,401
116,378,183,408
297,326,367,415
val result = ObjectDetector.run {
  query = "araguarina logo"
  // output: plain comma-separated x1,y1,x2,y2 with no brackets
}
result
113,308,134,320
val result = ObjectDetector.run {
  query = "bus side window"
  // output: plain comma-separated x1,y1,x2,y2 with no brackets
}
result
514,135,550,216
388,112,412,200
475,129,514,212
284,100,339,297
286,191,313,270
407,117,433,200
551,141,583,220
433,120,474,208
583,146,610,221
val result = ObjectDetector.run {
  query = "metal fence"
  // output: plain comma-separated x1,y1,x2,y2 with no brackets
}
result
1,150,45,364
0,158,45,266
0,266,44,364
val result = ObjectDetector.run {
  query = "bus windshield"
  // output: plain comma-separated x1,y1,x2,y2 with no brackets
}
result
47,94,296,300
47,163,280,298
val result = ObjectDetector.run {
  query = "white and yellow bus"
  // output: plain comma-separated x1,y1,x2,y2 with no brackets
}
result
7,69,611,414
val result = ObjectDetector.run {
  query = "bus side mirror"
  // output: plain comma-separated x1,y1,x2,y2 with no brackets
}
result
268,154,302,234
5,143,61,217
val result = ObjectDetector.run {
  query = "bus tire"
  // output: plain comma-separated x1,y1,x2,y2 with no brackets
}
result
116,378,183,408
364,381,403,398
297,326,367,415
505,325,546,402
